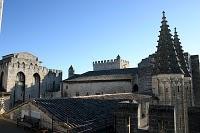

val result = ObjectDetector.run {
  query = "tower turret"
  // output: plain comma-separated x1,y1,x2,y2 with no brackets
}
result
173,27,191,77
152,12,191,133
154,11,183,75
116,54,121,60
68,65,74,78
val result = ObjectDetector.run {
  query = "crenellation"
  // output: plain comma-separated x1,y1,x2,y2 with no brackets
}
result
93,55,130,71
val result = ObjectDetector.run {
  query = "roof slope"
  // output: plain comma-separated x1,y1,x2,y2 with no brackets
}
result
33,98,121,132
64,68,138,81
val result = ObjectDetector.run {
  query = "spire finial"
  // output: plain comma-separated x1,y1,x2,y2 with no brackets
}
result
174,27,177,35
162,11,165,17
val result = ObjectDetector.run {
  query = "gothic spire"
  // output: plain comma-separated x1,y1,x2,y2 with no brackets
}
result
154,12,184,75
116,54,121,60
173,27,191,77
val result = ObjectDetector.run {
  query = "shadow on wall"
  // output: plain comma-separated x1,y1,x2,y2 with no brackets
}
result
0,71,62,109
0,71,6,92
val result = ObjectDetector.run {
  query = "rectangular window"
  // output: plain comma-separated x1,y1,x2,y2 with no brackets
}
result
76,92,79,96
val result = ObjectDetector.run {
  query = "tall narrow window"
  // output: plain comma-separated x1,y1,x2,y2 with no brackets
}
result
17,62,20,68
16,72,25,102
33,73,40,98
22,62,25,69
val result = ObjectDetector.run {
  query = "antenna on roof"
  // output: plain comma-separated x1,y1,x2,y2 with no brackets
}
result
0,0,4,32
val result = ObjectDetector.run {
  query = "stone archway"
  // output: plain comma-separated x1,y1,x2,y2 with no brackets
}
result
0,71,5,91
15,72,25,103
33,73,40,98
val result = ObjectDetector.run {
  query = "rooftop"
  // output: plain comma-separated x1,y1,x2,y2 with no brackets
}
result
32,98,122,132
64,68,138,81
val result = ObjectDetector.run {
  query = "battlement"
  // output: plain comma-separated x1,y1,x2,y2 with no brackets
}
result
93,55,130,71
48,69,62,74
93,59,129,65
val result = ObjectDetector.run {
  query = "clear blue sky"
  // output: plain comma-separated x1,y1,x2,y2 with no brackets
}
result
0,0,200,79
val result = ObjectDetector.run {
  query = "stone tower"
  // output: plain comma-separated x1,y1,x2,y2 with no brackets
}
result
0,52,62,111
152,11,193,133
93,55,129,71
68,65,74,78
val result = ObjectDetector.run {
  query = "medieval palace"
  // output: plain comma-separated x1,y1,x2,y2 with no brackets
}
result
0,12,200,133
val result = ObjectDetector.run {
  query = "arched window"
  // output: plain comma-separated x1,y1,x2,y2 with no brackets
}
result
16,72,25,102
33,73,40,98
33,73,40,84
17,62,20,68
16,72,25,83
34,64,38,69
22,62,25,69
0,72,5,91
30,63,33,69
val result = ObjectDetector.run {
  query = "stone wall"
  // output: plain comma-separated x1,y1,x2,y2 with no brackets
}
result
114,103,138,133
5,102,66,132
138,54,155,93
93,57,129,71
188,107,200,133
0,93,10,114
62,73,138,97
0,52,62,109
152,74,192,133
149,105,175,133
190,55,200,106
63,80,133,97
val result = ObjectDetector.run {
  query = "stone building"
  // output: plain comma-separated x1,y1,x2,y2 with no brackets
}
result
2,11,200,133
62,66,138,97
62,55,137,97
0,52,62,113
4,93,152,133
138,54,155,94
152,12,193,132
93,55,129,71
113,11,200,133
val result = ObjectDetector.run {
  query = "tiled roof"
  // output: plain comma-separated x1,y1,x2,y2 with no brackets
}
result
33,98,121,132
64,68,138,81
75,93,151,102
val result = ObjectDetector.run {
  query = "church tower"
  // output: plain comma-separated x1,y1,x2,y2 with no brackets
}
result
68,65,74,78
152,11,192,133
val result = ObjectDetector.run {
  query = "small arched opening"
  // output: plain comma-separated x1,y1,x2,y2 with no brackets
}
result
17,62,20,68
33,73,41,98
132,84,139,93
22,62,25,69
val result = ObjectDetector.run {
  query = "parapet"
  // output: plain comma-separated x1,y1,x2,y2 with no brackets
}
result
93,59,116,64
93,55,130,71
48,69,62,74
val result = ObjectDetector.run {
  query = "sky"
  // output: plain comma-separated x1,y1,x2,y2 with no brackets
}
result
0,0,200,79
